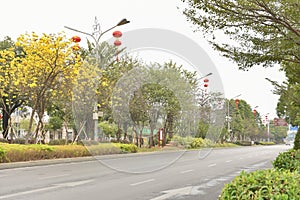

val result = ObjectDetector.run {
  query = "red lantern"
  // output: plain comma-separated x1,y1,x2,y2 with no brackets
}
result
253,109,257,117
203,79,209,83
114,40,122,46
112,30,122,38
204,83,209,87
71,36,81,43
235,99,239,109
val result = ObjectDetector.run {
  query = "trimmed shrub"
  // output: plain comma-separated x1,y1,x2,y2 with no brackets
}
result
87,144,121,155
257,141,275,145
273,149,300,172
190,138,204,148
219,169,300,200
114,143,138,153
0,147,8,162
190,138,213,148
234,140,252,146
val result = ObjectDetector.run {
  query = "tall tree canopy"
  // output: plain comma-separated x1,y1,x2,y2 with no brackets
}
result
0,37,26,138
16,32,81,142
181,0,300,69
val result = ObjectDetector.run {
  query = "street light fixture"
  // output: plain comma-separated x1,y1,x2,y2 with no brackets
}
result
198,72,213,80
64,17,130,141
64,18,130,45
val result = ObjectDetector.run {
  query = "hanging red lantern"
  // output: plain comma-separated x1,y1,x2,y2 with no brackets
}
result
203,78,209,83
71,36,81,43
204,83,209,87
253,109,257,117
235,99,239,109
114,40,122,46
112,30,122,38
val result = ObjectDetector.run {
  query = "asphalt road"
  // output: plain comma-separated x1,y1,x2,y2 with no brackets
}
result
0,145,290,200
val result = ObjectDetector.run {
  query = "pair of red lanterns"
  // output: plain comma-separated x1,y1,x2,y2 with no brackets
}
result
71,36,81,51
203,78,209,88
112,30,122,61
70,30,122,60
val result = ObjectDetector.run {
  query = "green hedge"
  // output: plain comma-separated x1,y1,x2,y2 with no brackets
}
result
190,138,213,148
0,146,7,162
113,143,138,153
219,169,300,200
273,149,300,172
0,142,138,163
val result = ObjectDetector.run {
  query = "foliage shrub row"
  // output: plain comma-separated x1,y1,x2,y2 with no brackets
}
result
234,141,252,146
170,135,193,147
48,139,72,145
220,149,300,199
272,149,300,172
190,138,213,148
113,143,138,153
219,169,300,200
0,142,138,163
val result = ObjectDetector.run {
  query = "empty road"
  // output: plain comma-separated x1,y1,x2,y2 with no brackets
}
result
0,145,290,200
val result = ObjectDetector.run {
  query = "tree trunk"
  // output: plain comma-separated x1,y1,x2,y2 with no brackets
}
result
149,127,155,147
26,107,36,142
2,111,9,139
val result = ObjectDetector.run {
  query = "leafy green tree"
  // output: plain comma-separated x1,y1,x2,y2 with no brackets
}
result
181,0,300,69
129,88,149,146
45,116,63,132
196,119,209,139
227,99,259,141
99,121,118,138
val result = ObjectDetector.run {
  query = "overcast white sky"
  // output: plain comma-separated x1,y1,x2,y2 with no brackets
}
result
0,0,286,119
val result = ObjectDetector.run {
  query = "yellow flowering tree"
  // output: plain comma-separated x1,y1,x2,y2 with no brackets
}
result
0,37,26,139
16,32,81,142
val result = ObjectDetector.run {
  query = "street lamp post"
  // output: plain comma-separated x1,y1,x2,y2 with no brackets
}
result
264,113,270,142
226,94,241,141
65,17,130,141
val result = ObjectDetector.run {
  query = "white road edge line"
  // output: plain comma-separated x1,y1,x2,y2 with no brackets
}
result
0,179,94,199
130,179,155,186
180,169,194,174
0,185,61,199
208,164,216,167
225,160,232,163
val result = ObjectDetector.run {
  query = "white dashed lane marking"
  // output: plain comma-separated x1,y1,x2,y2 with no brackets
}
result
180,169,194,174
